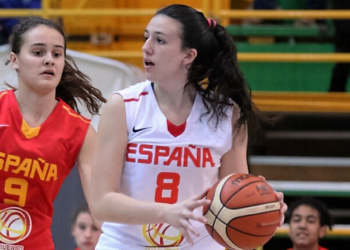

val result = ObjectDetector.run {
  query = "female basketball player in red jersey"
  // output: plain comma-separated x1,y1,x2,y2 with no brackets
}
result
90,4,287,249
0,17,105,249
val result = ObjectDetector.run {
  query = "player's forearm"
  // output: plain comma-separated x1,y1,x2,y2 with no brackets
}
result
91,192,170,225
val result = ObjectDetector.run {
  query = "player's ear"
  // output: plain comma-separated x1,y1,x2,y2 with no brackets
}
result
183,48,197,66
318,225,328,239
9,52,19,70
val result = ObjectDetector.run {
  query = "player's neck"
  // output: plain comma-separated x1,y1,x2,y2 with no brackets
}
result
153,83,195,108
14,89,58,127
153,83,196,126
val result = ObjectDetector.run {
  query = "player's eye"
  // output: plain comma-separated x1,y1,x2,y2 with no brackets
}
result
157,37,165,44
291,217,301,223
33,51,43,56
307,219,316,224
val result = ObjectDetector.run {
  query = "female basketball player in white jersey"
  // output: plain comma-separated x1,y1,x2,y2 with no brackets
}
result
90,4,287,249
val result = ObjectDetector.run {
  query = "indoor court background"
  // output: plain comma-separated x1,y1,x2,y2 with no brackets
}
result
1,0,350,249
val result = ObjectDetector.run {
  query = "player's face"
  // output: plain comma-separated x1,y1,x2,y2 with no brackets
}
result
72,212,101,250
288,205,326,248
10,25,65,95
142,15,195,85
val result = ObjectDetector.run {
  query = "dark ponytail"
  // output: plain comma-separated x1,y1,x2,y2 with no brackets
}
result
203,23,258,128
156,4,259,129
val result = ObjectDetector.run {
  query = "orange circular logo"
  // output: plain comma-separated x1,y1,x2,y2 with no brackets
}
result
0,207,32,244
142,223,184,247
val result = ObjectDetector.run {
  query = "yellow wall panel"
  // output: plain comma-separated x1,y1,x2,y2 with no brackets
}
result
59,0,205,36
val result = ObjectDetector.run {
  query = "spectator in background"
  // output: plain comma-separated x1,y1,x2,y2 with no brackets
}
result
248,0,328,25
286,197,333,250
0,0,41,45
328,0,350,92
72,205,102,250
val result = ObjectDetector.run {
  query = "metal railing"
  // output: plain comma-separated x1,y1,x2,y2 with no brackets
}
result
252,91,350,112
78,50,350,62
1,0,350,62
216,9,350,20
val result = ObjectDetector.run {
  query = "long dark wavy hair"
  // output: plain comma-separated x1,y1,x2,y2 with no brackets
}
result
156,5,260,129
6,16,106,115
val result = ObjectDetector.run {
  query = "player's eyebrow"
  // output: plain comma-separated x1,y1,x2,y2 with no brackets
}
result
30,43,64,49
144,29,169,36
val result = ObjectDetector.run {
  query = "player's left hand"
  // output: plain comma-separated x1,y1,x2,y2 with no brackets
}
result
275,191,287,226
257,175,287,226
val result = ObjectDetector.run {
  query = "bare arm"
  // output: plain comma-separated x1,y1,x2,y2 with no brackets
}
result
89,94,209,244
76,125,102,229
219,105,249,179
77,126,95,202
219,105,287,225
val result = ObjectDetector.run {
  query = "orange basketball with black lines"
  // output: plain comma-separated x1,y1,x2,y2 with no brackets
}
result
203,173,281,250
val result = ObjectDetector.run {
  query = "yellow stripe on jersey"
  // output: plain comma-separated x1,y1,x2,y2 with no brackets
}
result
62,105,90,124
21,119,41,139
0,91,9,100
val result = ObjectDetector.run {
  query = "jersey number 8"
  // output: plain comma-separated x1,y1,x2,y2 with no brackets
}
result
155,172,180,204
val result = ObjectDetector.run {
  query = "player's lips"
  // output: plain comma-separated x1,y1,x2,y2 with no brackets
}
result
83,241,93,246
41,69,55,76
144,59,155,68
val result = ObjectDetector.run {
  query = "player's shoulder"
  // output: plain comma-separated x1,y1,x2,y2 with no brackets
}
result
59,100,91,125
118,80,152,101
0,89,12,101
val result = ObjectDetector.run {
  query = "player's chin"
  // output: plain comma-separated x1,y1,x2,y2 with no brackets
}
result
144,72,155,81
294,239,311,246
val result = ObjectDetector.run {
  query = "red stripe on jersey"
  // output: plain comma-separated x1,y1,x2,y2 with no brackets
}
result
167,120,186,137
124,91,149,102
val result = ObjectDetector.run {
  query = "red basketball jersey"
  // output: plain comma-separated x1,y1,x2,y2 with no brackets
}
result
0,90,90,250
287,247,329,250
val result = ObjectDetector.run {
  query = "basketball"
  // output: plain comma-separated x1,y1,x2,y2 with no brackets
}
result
203,173,281,250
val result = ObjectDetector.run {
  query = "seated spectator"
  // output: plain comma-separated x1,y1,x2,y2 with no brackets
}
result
286,197,333,250
71,205,102,250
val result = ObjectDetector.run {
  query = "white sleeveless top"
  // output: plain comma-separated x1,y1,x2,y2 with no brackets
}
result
96,81,234,250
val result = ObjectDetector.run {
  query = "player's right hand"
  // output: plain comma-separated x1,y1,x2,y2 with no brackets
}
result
161,188,211,245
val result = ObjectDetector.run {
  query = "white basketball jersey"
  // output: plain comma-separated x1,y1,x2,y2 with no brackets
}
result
97,81,234,250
